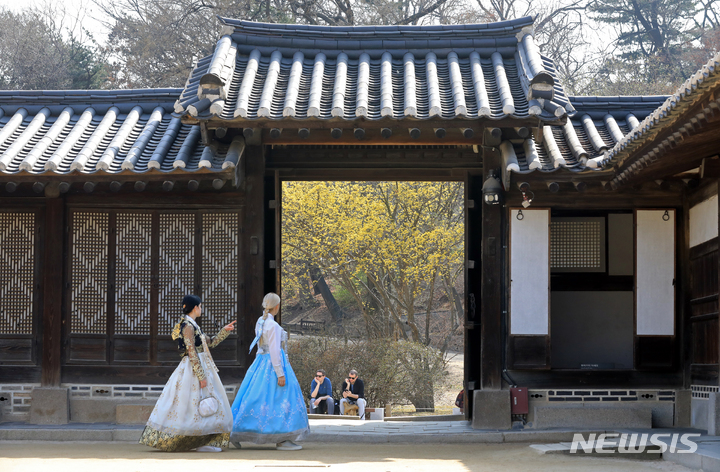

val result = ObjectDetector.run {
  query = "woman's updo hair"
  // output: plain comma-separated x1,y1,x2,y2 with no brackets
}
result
182,294,202,314
262,292,281,319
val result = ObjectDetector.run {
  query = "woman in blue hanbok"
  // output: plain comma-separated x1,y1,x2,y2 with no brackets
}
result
230,293,309,450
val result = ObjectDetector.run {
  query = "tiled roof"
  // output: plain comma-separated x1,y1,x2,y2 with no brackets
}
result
176,16,574,122
0,89,240,177
498,95,668,184
605,53,720,186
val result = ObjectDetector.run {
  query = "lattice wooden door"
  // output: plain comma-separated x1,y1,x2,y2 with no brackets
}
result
65,209,241,369
0,211,41,378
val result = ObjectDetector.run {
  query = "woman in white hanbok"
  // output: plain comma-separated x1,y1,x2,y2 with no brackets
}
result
139,295,236,452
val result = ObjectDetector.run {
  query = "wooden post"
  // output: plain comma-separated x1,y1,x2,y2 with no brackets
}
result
241,145,266,368
480,144,504,390
272,170,281,324
465,171,484,418
41,198,64,386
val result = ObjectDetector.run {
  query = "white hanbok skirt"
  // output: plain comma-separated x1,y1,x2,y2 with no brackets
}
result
139,352,233,451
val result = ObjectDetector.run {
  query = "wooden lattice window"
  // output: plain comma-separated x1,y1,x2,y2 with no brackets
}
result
0,212,36,335
70,212,109,334
550,217,606,272
202,213,239,330
66,208,240,365
158,213,195,335
115,213,152,335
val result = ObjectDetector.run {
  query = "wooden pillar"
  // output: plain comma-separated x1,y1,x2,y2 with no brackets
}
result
480,144,504,390
465,171,483,418
241,144,266,367
680,194,691,389
263,170,279,322
270,170,281,323
41,197,64,386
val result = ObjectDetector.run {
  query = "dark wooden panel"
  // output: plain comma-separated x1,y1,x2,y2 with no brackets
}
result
635,336,675,369
693,319,719,364
690,237,718,260
508,335,550,369
157,338,182,363
691,364,719,384
0,338,34,363
507,369,683,388
0,366,41,383
68,337,107,363
209,338,239,363
112,337,151,363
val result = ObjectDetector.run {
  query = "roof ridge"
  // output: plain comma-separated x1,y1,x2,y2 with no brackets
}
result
218,16,535,38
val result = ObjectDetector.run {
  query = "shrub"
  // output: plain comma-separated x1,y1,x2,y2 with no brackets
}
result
287,336,446,410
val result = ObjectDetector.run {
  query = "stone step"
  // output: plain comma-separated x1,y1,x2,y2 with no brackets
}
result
534,405,653,429
116,404,154,424
531,436,663,461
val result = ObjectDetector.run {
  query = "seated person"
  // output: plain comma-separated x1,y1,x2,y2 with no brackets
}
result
309,369,334,415
339,369,366,419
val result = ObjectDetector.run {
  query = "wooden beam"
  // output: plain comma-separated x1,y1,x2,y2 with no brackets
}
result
188,116,563,131
504,186,683,209
0,168,235,185
275,168,464,181
483,128,502,147
41,198,64,386
701,157,720,179
263,126,481,145
267,148,482,170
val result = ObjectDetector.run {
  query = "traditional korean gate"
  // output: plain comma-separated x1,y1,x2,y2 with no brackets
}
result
62,208,242,383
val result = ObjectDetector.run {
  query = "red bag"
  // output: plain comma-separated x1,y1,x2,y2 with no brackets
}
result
455,389,464,412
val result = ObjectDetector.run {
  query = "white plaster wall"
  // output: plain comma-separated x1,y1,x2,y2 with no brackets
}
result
636,210,675,336
510,209,549,335
690,195,718,248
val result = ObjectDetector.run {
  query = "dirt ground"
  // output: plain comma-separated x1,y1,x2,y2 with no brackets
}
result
0,441,693,472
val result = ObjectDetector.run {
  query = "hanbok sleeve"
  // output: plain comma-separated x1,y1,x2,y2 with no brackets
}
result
206,326,231,348
264,323,285,378
183,325,205,381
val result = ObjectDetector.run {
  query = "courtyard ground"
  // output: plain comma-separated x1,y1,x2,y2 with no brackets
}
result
0,441,694,472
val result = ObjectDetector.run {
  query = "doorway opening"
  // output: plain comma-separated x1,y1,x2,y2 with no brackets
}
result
550,211,635,370
280,181,466,417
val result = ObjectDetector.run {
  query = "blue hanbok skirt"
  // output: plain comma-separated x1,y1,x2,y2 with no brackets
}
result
230,350,309,444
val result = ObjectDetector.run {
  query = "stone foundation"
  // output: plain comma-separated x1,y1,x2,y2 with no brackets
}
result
0,384,38,422
0,383,238,424
472,390,511,430
30,388,70,425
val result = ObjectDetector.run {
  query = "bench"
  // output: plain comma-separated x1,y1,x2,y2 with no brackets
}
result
306,407,382,420
300,319,325,333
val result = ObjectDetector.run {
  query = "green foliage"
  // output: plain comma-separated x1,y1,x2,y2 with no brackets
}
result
287,335,447,409
333,285,358,308
590,0,697,60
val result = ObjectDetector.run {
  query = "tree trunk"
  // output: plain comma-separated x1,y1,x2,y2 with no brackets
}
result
309,265,345,327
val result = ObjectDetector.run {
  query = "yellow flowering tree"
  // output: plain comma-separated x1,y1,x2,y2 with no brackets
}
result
282,181,464,347
283,181,464,410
